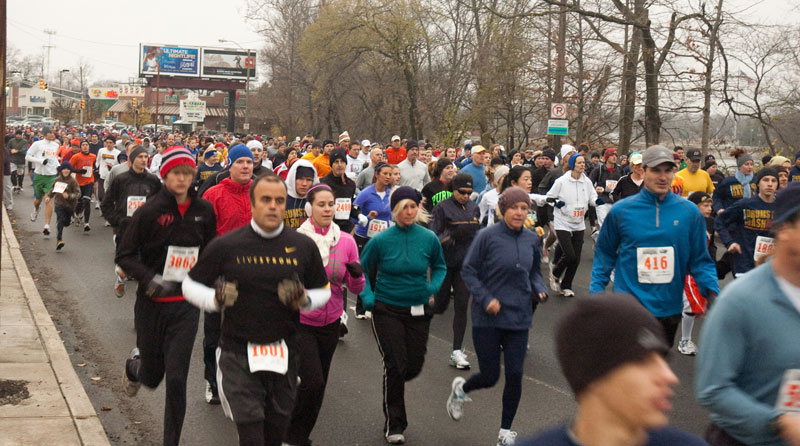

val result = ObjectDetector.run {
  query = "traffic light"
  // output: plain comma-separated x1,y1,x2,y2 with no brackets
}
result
80,100,86,109
4,79,8,94
43,82,48,90
38,78,45,89
132,98,137,108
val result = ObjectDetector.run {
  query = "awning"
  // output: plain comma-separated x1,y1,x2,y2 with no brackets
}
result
205,107,245,118
107,100,132,113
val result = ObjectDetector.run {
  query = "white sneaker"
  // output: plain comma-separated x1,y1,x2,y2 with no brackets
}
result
561,289,575,297
549,273,560,293
449,350,471,370
497,429,518,446
446,376,471,421
678,339,697,356
205,381,220,404
30,208,39,221
386,433,405,444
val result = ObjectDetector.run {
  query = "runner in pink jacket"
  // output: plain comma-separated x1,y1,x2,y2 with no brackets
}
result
287,184,365,445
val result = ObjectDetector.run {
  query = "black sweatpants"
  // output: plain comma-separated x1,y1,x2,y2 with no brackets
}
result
55,205,73,240
371,300,431,436
657,314,682,349
462,326,528,430
217,337,299,446
126,299,199,446
552,230,584,290
433,267,470,351
286,321,340,445
73,184,93,222
203,311,221,390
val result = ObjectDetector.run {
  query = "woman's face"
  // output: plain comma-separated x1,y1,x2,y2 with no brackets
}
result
512,170,533,193
392,167,401,186
396,201,419,227
376,167,393,187
503,202,529,231
311,190,335,228
287,150,298,163
573,156,586,174
512,153,522,164
441,164,456,183
779,171,789,189
740,160,754,176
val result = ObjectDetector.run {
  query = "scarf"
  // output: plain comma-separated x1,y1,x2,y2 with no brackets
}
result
297,218,340,267
735,170,753,198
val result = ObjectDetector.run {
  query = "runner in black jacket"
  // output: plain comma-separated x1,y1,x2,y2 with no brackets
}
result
116,147,217,446
320,148,357,233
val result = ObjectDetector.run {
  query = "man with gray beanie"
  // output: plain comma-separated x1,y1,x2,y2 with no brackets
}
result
519,293,705,445
697,182,800,446
590,145,719,349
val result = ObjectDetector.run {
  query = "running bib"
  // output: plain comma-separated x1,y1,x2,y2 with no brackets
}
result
52,182,68,194
754,236,775,262
82,166,92,178
126,196,146,217
568,206,586,223
775,369,800,412
335,198,352,220
162,246,199,282
605,180,618,191
636,247,675,284
410,305,425,317
247,339,289,375
367,219,388,238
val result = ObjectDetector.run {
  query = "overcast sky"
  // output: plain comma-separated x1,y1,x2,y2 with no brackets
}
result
7,0,799,86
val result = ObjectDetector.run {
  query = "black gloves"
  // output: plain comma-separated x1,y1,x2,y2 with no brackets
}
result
145,274,180,298
345,261,363,277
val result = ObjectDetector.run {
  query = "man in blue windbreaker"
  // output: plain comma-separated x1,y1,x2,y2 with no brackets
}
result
590,145,719,348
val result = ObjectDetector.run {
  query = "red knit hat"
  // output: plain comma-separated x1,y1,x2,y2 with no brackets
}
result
160,146,196,179
603,148,617,161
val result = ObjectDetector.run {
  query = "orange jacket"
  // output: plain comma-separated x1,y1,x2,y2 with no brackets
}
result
69,152,97,186
313,154,331,178
385,147,407,165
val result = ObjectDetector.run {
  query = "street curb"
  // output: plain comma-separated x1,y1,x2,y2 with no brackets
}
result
2,210,111,446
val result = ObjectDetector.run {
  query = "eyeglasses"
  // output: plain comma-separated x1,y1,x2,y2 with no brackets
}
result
456,189,473,195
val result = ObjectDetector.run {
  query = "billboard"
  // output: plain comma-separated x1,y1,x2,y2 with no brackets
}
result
180,99,206,122
140,44,200,78
201,48,256,80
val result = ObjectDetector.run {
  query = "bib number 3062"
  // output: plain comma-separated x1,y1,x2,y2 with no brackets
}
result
247,339,289,375
636,246,675,284
162,246,199,282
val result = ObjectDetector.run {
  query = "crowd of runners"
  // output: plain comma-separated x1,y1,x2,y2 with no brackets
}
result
4,123,800,446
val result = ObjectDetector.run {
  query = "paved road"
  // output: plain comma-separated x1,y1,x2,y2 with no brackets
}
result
7,184,718,445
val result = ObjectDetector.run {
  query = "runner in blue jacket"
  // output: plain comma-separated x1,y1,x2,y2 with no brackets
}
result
590,145,719,348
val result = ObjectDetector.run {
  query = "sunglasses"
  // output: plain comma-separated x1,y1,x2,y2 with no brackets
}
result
456,189,473,195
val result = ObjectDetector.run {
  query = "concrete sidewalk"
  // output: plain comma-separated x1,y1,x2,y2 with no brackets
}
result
1,208,109,446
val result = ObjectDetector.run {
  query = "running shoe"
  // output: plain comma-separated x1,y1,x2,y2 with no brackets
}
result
561,289,575,297
385,433,405,444
56,240,64,251
95,202,100,210
205,381,220,405
446,376,471,421
30,209,39,222
549,273,560,293
339,312,349,338
678,339,697,356
84,224,91,232
114,275,125,298
449,350,471,370
122,348,141,397
42,225,50,236
72,214,83,226
497,430,518,446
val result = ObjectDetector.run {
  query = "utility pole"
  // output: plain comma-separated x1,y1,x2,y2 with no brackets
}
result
79,66,84,124
43,29,56,81
1,0,7,259
552,3,567,152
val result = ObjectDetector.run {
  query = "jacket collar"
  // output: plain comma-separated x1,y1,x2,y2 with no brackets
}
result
639,187,671,205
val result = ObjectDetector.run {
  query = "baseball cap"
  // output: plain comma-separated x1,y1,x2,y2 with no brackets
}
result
472,145,487,154
686,149,702,162
391,135,401,142
630,153,643,165
642,145,676,168
361,139,371,147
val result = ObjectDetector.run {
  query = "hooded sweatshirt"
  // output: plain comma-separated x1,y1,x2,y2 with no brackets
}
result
285,159,319,229
546,171,599,232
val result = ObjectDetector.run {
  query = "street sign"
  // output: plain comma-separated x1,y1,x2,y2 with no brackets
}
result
547,119,569,136
180,99,206,122
550,103,567,119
